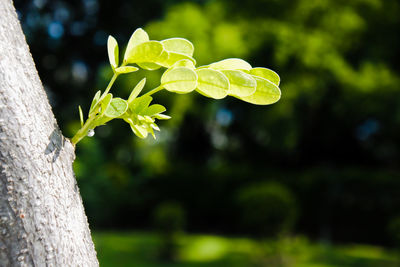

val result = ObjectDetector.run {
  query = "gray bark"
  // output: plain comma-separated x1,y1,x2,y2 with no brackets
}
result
0,0,98,266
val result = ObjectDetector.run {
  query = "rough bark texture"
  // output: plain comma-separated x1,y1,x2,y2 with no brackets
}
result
0,0,98,266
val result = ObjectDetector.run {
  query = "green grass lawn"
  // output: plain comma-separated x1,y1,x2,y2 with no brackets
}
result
92,231,399,267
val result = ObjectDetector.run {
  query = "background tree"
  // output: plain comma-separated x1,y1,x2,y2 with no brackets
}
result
0,0,97,265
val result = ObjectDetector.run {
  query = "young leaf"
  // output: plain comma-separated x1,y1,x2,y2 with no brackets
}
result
115,66,139,74
195,69,229,99
172,59,196,69
100,93,113,115
150,123,160,131
161,38,194,57
130,95,153,114
124,41,164,64
89,90,101,115
161,67,197,94
250,67,280,86
144,104,167,116
222,70,256,97
128,78,146,104
208,58,252,71
154,114,171,120
107,35,119,69
137,62,162,70
237,76,281,105
104,98,128,118
124,28,149,62
147,125,156,138
78,105,84,127
126,119,148,139
159,52,196,68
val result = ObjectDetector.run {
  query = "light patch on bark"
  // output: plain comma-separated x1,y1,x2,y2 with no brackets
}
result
0,0,98,266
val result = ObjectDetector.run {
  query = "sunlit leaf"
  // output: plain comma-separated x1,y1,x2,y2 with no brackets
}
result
237,76,281,105
145,104,167,116
130,95,153,114
195,69,229,99
250,67,280,86
128,78,146,104
125,41,164,64
154,113,171,120
151,123,160,131
161,38,194,57
104,98,128,118
143,115,155,123
126,119,148,139
147,126,156,138
115,66,139,74
100,93,113,115
157,52,196,68
123,28,149,62
161,67,197,94
172,59,196,69
78,105,84,127
89,90,101,115
137,62,162,70
208,58,252,71
222,70,256,97
107,35,119,69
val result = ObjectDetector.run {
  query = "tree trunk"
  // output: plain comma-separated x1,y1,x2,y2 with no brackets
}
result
0,1,98,266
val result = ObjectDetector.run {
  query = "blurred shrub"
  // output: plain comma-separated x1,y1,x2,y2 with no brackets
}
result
387,216,400,247
153,201,186,261
237,182,297,237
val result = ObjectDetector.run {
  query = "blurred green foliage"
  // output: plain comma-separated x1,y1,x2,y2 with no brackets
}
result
153,202,186,261
93,231,399,267
15,0,400,246
236,182,297,237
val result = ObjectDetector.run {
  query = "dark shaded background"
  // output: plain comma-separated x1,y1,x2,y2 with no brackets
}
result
14,0,400,246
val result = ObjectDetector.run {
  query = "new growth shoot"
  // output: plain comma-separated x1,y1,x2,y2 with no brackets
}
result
71,28,281,145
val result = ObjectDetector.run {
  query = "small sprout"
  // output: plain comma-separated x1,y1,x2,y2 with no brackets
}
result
71,28,281,145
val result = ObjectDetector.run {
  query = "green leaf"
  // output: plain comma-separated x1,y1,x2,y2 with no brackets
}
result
208,58,252,71
78,105,84,127
123,28,149,62
130,95,153,114
115,66,139,74
150,122,160,131
154,113,171,120
158,52,196,68
104,98,128,118
144,104,166,116
172,59,196,69
195,69,229,99
250,67,280,86
125,41,164,64
161,38,194,57
137,62,162,70
100,93,113,115
137,50,169,70
161,67,198,94
237,76,281,105
107,35,119,69
126,119,148,139
221,70,256,97
128,78,146,104
89,90,101,115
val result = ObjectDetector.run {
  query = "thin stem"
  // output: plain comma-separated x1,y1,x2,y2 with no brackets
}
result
70,115,96,145
102,72,119,97
71,72,119,145
142,85,164,97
